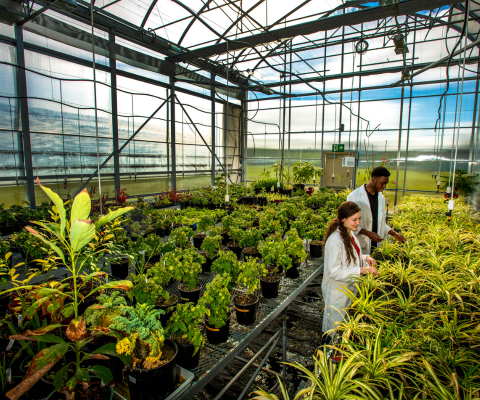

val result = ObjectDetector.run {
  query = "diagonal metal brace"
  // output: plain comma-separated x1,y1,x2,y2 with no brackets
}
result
174,94,233,185
72,94,171,197
213,330,282,400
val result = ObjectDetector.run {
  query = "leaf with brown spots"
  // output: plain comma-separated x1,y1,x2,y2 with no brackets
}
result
91,280,133,294
5,343,68,400
10,324,63,339
66,318,88,342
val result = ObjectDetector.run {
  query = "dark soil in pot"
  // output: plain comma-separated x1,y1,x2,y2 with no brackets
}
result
233,294,259,325
0,293,10,314
227,242,242,260
286,260,301,279
309,241,323,258
242,247,261,260
155,294,178,326
193,233,206,249
205,313,231,345
165,226,172,236
148,253,161,264
260,275,281,299
267,264,283,276
178,284,201,304
110,259,129,279
127,339,178,400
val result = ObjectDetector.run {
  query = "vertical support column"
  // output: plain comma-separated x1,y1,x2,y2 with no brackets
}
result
15,24,36,208
353,23,364,190
395,84,405,207
468,62,480,175
241,97,247,183
211,74,216,186
170,78,176,190
109,30,120,193
339,19,345,144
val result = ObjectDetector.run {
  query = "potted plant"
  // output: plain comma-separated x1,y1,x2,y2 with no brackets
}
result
112,303,178,400
284,229,307,279
292,161,319,190
168,226,194,249
306,225,325,258
441,169,479,198
200,234,222,272
233,258,267,325
193,214,216,249
211,250,241,291
165,302,208,370
227,225,244,260
164,247,205,304
202,274,231,344
144,233,163,263
3,179,134,399
239,228,263,260
148,261,178,326
257,240,291,299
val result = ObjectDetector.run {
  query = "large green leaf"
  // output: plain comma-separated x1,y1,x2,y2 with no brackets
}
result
94,207,134,231
71,189,91,226
25,226,66,264
36,177,66,238
69,219,96,253
53,364,70,391
88,365,113,385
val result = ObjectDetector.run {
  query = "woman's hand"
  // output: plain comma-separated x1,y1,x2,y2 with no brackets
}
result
366,256,378,266
361,266,378,276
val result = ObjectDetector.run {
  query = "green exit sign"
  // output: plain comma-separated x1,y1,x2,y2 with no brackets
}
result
332,144,345,152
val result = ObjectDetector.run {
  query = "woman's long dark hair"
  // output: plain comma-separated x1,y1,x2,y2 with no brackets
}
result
324,201,361,265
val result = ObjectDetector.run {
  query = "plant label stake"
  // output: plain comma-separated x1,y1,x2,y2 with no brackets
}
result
6,339,14,351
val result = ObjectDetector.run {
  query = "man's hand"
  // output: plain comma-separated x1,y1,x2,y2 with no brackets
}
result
389,230,406,243
359,228,382,242
360,266,378,276
365,256,378,266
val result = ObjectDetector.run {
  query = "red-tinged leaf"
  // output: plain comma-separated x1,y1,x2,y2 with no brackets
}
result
5,343,68,400
10,324,64,338
87,305,106,310
92,280,133,294
89,354,110,360
66,318,88,342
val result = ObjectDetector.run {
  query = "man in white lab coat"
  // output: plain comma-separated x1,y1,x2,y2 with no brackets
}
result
347,166,405,255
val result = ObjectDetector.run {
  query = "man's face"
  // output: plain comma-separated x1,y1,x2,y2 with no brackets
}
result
373,176,389,192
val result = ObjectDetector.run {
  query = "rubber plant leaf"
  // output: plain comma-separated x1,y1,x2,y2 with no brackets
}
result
90,280,133,294
93,342,132,367
71,189,91,227
94,207,135,231
24,226,66,265
35,177,66,238
5,342,68,400
69,218,96,252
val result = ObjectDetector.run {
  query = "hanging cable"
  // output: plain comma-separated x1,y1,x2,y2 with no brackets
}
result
90,2,103,212
314,94,318,185
8,99,19,186
225,41,229,204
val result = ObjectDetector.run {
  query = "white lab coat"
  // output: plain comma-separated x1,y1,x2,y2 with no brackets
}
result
322,230,367,333
347,185,392,255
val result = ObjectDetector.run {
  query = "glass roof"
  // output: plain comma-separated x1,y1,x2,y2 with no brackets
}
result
76,0,480,89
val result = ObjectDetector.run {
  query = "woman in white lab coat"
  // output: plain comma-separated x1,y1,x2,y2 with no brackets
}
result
321,201,378,344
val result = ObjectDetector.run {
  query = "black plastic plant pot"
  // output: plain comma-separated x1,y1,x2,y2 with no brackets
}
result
267,263,283,275
260,277,280,299
294,184,306,191
110,260,129,279
202,256,214,273
179,285,201,304
227,242,242,260
233,295,259,326
221,232,230,246
127,339,178,400
0,293,10,314
193,235,205,249
164,226,172,236
254,187,262,195
156,227,166,237
175,342,201,370
205,316,231,345
285,261,300,279
149,253,161,264
309,241,323,258
155,294,178,327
